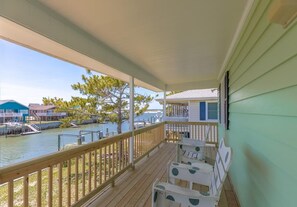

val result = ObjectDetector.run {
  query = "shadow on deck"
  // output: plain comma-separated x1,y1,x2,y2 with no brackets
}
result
84,143,239,207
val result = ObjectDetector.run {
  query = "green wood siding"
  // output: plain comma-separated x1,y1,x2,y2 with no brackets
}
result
219,0,297,206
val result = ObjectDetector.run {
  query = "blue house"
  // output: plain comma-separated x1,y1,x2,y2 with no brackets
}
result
0,100,29,123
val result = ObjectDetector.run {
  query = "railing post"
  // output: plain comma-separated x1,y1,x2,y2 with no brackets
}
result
129,76,135,169
58,135,61,151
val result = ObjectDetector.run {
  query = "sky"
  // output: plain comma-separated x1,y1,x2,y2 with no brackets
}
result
0,39,162,109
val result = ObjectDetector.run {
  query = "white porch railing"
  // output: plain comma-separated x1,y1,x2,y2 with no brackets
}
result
0,113,23,117
35,112,67,116
164,116,188,122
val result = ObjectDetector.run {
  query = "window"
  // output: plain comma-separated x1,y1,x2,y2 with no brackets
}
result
207,102,218,120
199,101,218,121
19,110,29,114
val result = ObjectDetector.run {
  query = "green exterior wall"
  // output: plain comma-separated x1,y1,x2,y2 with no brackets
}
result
219,0,297,206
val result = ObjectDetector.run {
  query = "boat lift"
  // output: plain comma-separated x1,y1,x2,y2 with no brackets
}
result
58,130,103,151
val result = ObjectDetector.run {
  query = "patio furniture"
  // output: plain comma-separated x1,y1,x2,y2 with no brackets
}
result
152,138,232,207
177,125,211,164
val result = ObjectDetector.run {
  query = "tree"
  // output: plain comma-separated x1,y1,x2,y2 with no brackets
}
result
42,96,97,127
71,75,153,134
44,74,153,133
167,91,182,96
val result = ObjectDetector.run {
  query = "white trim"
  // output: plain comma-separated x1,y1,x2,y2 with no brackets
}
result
129,76,134,166
217,0,256,81
163,91,167,119
166,79,218,91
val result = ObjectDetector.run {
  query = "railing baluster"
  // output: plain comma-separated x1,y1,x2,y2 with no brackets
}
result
123,140,126,167
82,154,86,197
88,152,91,193
104,146,107,182
75,157,79,202
138,134,140,157
108,145,111,178
48,166,53,207
139,134,141,155
115,144,118,174
23,175,29,207
119,141,122,171
58,163,62,207
37,170,42,207
126,138,129,166
67,160,71,207
124,139,127,168
99,148,102,185
94,150,97,188
8,180,13,207
112,143,115,176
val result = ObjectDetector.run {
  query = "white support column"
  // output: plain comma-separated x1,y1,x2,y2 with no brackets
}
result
163,91,167,121
129,76,135,168
163,91,167,139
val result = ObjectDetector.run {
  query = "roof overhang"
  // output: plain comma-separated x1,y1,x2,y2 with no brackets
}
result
0,0,255,92
157,97,218,104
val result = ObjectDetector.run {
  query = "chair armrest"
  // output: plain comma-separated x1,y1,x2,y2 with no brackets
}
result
178,138,206,147
153,181,217,207
168,162,212,187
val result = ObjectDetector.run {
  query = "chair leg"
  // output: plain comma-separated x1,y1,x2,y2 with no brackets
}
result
169,177,176,185
152,189,170,207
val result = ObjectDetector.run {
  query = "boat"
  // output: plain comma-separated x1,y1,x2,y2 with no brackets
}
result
134,121,151,129
21,131,41,135
70,123,79,128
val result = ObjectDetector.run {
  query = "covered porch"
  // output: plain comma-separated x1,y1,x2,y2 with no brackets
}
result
1,0,297,206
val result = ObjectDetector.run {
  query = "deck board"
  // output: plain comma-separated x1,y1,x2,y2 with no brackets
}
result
84,143,239,207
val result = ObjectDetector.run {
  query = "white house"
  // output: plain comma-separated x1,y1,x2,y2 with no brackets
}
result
157,89,218,122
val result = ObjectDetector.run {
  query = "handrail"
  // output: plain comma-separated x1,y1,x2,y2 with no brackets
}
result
165,121,218,126
134,122,164,135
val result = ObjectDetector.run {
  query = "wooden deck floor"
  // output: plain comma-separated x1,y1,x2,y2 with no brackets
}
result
84,143,239,207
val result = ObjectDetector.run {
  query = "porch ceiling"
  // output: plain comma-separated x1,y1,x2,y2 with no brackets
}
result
40,0,247,90
0,0,251,91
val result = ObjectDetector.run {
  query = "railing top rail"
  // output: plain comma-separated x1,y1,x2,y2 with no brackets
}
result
134,122,164,135
0,122,165,184
165,121,218,126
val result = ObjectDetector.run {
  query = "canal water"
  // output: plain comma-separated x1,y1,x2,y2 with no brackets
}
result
0,113,159,168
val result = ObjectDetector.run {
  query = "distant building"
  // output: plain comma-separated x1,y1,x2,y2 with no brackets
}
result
0,100,29,123
157,89,218,122
29,104,67,121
